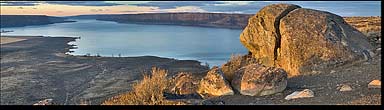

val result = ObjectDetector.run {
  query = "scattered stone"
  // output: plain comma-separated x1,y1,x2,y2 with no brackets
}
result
368,80,381,88
232,63,288,96
197,66,234,99
201,100,225,105
284,89,314,100
33,99,53,105
376,48,381,54
240,3,374,76
337,84,352,92
311,71,321,74
217,101,225,105
330,70,336,74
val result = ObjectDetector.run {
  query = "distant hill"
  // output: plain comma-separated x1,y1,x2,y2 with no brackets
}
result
0,15,75,28
68,13,253,29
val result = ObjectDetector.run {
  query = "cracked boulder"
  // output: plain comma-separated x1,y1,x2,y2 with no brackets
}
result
240,4,374,76
197,66,234,98
231,63,287,96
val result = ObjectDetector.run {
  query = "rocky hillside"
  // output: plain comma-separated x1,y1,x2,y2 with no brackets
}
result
0,15,75,28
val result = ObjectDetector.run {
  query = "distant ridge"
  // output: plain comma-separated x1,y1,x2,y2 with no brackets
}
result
67,13,253,29
0,15,75,28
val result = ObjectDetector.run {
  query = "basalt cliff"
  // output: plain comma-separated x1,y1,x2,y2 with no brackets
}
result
69,13,252,29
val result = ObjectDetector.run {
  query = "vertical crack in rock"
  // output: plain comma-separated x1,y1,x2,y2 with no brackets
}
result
273,8,300,62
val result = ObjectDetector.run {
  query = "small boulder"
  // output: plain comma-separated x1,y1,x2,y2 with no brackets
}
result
368,80,381,88
231,64,288,96
197,66,234,98
337,84,352,92
33,99,53,105
170,72,198,95
284,89,314,100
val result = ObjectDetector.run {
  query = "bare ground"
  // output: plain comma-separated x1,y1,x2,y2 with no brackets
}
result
0,36,209,105
0,37,26,44
200,53,381,105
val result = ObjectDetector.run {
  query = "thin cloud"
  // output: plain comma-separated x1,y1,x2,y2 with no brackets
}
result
132,1,380,16
135,1,221,9
43,1,123,6
0,1,40,6
90,9,109,12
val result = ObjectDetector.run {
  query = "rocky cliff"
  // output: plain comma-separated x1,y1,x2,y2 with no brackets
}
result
0,15,75,28
70,13,252,29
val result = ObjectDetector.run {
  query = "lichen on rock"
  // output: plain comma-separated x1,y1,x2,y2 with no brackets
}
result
231,63,288,96
197,66,234,98
240,3,374,76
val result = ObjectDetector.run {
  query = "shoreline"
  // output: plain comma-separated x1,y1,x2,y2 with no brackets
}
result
0,36,209,104
1,35,216,67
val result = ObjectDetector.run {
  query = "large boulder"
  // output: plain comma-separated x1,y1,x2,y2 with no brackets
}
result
232,64,287,96
240,4,374,76
197,66,234,98
240,4,301,67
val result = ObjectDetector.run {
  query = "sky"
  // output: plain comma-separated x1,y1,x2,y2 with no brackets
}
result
0,1,381,17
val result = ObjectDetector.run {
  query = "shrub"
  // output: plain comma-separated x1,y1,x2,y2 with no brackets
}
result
102,67,183,105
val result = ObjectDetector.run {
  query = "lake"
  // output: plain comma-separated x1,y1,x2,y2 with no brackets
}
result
1,19,248,66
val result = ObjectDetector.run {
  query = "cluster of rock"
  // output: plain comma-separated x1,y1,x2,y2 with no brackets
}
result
167,58,288,98
170,3,376,100
170,64,288,98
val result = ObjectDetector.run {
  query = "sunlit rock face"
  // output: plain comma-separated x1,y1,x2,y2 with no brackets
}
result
169,72,199,95
240,4,374,76
197,66,234,98
231,64,287,96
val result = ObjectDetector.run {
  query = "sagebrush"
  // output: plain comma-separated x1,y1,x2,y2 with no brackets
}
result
102,67,183,105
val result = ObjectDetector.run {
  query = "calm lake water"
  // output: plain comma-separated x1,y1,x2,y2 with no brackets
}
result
1,19,248,66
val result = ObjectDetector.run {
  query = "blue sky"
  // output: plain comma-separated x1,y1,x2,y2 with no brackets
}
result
0,1,381,16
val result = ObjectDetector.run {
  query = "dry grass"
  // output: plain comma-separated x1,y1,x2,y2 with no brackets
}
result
102,67,184,105
344,16,381,34
0,37,26,44
221,54,258,81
